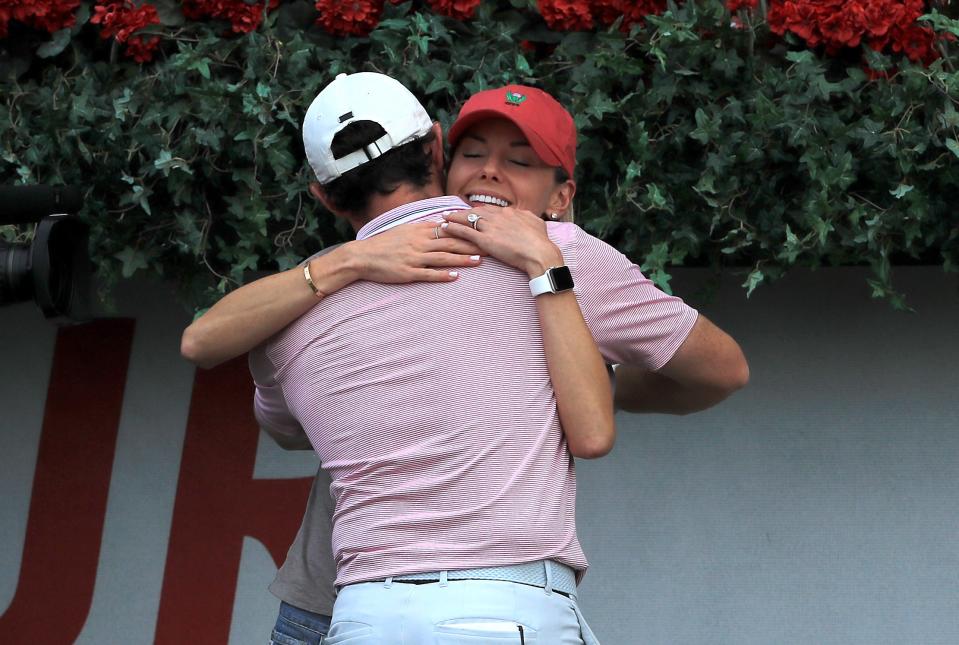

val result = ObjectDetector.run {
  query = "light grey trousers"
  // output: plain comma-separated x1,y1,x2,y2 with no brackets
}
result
325,577,601,644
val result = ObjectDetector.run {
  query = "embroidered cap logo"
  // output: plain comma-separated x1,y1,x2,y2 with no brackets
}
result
505,90,527,106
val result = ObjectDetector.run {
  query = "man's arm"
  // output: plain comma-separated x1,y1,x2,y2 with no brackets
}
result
613,314,749,415
568,228,748,416
250,345,308,445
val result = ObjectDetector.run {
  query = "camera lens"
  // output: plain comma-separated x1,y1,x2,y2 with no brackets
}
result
0,242,33,304
0,217,91,321
39,217,91,320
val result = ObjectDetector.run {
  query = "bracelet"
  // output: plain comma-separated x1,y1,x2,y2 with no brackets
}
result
303,262,325,298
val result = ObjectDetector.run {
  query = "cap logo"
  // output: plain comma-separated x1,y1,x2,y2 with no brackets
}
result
504,91,527,106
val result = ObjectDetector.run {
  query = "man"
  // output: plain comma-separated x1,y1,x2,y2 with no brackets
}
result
251,72,746,643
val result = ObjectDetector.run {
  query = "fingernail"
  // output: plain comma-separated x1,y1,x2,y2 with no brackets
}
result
449,271,459,277
470,255,480,261
441,222,449,229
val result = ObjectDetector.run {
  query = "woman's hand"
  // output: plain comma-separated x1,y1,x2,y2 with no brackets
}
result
181,221,485,369
342,220,484,284
440,206,565,278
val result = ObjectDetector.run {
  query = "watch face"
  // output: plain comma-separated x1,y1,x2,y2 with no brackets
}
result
549,266,574,291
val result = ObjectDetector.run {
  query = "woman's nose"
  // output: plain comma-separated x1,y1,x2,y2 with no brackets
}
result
480,157,501,181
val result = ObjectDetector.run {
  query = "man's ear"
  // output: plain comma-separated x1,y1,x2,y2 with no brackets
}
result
309,181,335,212
428,121,445,177
547,179,576,216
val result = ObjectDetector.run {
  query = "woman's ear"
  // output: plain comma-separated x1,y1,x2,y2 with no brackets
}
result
548,179,576,217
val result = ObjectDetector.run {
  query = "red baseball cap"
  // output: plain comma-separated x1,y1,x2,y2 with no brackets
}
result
447,85,577,178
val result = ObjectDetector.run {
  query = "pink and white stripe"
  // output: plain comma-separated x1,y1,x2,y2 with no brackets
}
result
252,196,697,587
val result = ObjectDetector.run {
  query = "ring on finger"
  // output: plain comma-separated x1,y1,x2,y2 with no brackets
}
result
467,213,482,230
433,225,441,240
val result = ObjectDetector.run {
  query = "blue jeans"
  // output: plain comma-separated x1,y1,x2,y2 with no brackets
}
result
269,601,332,645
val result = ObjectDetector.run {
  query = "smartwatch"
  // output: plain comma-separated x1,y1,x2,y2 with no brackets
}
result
529,266,574,297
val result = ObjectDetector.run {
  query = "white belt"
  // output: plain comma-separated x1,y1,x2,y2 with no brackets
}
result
389,559,578,597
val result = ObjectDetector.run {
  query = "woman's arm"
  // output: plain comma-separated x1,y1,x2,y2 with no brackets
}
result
181,221,483,369
441,207,615,459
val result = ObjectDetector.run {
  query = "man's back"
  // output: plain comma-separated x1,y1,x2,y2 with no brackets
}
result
254,196,699,589
255,203,586,587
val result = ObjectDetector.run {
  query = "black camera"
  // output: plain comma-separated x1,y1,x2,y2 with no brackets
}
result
0,185,92,322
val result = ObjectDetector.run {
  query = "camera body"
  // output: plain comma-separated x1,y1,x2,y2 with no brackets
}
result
1,185,92,322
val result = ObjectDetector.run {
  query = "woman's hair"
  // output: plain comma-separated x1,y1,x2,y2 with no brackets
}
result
322,121,437,215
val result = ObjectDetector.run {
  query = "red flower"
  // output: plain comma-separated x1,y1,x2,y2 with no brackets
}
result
125,35,161,63
182,0,279,34
617,0,666,30
727,0,758,11
767,0,937,63
91,1,161,60
873,23,940,65
594,0,666,31
537,0,593,31
315,0,384,37
0,0,81,37
538,0,665,33
427,0,481,20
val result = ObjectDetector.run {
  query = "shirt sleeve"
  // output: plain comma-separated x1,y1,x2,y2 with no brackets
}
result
560,225,699,370
250,242,343,442
249,344,304,438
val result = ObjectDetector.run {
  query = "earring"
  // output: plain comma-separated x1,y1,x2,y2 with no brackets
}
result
550,212,560,220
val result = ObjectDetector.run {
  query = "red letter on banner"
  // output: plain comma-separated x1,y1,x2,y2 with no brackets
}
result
155,357,312,643
0,319,135,643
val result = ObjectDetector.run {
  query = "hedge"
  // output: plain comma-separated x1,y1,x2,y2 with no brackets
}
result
2,0,958,310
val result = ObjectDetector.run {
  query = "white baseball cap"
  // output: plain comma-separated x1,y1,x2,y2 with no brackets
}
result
302,72,434,184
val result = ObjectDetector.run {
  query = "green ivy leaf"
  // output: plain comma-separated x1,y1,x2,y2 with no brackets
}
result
36,29,72,59
890,183,914,199
646,184,668,210
515,53,532,77
113,88,134,122
743,268,764,296
114,247,150,278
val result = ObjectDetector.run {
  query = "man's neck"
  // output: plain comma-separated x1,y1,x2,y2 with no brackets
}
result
349,183,445,232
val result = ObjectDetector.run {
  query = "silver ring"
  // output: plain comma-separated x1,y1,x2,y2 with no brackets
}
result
433,226,441,240
467,213,482,230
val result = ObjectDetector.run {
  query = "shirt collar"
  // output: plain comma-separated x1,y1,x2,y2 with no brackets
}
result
356,195,470,240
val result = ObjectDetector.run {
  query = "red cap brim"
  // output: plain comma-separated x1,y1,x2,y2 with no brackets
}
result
448,108,568,175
